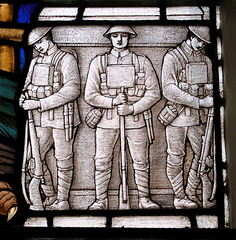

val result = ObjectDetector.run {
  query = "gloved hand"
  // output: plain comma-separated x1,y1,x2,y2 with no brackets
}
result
0,181,17,221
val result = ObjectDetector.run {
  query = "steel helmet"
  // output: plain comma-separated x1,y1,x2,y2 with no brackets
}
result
103,25,137,38
28,27,52,45
188,25,211,44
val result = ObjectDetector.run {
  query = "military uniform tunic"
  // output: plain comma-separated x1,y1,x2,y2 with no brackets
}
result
24,44,81,129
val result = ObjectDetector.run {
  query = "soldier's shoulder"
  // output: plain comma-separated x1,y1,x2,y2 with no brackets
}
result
164,47,180,61
131,52,147,62
60,49,78,60
96,52,109,58
131,51,145,58
166,47,178,55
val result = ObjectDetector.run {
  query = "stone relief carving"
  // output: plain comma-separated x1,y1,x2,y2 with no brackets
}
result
158,25,216,209
19,25,216,211
19,27,81,210
84,26,161,210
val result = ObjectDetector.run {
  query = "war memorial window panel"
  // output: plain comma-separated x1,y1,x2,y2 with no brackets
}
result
0,0,231,234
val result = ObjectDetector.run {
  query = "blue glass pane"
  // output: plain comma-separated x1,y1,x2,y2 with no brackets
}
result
18,4,38,23
20,47,25,72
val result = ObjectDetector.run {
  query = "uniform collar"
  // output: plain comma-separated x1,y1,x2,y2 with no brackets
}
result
47,44,58,56
181,41,194,55
111,48,130,58
182,41,201,56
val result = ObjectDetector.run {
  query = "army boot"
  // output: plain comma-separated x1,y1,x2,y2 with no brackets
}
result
135,169,161,209
47,156,74,211
167,167,198,209
185,168,202,207
47,168,73,210
174,196,198,209
88,168,110,210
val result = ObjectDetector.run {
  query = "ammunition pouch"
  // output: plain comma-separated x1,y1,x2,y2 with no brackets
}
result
85,108,103,129
27,84,54,99
178,82,213,98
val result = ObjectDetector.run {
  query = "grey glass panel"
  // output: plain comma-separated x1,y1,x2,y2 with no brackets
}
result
38,7,78,21
82,7,160,20
166,6,207,20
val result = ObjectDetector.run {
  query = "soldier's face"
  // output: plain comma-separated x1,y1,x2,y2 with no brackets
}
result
190,36,206,51
110,33,129,49
33,37,50,54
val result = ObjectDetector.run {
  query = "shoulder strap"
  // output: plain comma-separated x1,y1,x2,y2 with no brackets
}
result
176,46,189,64
138,54,146,73
168,46,188,70
133,53,146,73
51,50,67,70
98,53,108,74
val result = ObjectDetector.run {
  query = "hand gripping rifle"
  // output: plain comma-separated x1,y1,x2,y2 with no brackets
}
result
197,107,216,208
24,92,44,210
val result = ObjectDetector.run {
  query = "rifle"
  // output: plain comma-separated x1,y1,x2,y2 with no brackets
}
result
25,92,44,210
21,119,31,205
197,107,216,208
119,86,130,209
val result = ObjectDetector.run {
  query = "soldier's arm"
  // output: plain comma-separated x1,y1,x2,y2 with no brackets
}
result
84,57,113,109
22,58,37,92
132,57,161,115
20,58,38,108
161,53,200,109
205,56,213,83
39,53,80,111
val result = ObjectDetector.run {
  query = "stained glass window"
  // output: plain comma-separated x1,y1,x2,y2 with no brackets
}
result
0,0,235,238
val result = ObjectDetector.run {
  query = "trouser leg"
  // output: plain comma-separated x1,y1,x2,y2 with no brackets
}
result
166,125,187,199
126,128,149,198
35,127,55,199
126,128,160,209
94,128,119,201
43,128,76,211
88,128,119,210
54,128,76,202
185,125,205,205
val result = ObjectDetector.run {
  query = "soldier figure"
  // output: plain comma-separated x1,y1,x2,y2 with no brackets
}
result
159,26,214,209
19,27,81,210
85,25,161,210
